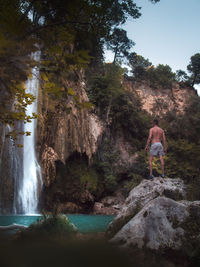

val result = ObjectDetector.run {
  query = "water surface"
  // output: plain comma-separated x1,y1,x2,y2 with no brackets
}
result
0,215,114,233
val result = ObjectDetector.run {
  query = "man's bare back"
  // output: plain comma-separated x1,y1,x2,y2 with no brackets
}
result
150,126,165,145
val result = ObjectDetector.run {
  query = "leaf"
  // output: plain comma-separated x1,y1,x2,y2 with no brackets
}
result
15,144,24,148
67,88,76,96
83,101,94,109
25,131,31,136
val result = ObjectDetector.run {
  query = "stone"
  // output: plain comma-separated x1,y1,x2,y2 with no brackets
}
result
107,178,200,252
79,190,94,204
41,146,59,187
93,202,119,215
106,177,186,238
110,196,189,250
92,192,125,215
123,80,196,115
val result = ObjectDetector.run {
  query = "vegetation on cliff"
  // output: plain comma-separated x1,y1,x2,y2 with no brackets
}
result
128,52,200,89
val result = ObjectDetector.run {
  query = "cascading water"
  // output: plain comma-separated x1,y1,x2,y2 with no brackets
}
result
17,51,43,214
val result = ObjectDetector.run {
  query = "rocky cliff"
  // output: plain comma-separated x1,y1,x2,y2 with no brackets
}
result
37,73,104,212
124,79,197,115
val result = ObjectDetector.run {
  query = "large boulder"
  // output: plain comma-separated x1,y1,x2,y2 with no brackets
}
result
110,196,188,250
106,177,185,238
107,177,200,252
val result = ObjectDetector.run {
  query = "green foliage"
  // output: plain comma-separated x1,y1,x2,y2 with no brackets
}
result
87,63,125,119
110,91,151,149
152,139,200,179
187,53,200,86
175,69,189,83
146,64,175,88
106,28,134,63
128,53,176,89
128,53,152,79
68,160,98,193
122,173,143,196
155,96,200,189
94,136,119,193
63,154,99,194
18,214,77,240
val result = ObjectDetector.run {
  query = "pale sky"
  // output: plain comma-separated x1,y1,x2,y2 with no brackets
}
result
104,0,200,94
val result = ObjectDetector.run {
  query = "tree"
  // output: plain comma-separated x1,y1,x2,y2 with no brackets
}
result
175,69,189,83
147,64,175,88
106,28,134,63
187,53,200,87
128,53,152,79
87,63,125,122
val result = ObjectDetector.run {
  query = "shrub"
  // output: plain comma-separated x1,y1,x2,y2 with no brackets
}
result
18,214,77,240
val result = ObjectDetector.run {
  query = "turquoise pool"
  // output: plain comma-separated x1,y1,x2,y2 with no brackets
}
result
0,214,115,233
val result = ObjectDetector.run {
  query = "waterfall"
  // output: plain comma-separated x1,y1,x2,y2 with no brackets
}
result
17,51,43,214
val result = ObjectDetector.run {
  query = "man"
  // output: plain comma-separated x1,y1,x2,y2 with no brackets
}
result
145,119,167,179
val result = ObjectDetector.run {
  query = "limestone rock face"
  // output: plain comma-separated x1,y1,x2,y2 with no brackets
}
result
107,177,185,238
41,146,59,187
124,80,196,115
107,177,200,251
110,196,188,250
37,77,104,186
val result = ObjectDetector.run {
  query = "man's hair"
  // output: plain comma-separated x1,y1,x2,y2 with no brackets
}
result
153,119,159,125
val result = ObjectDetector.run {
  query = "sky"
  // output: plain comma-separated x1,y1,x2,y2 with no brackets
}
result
104,0,200,94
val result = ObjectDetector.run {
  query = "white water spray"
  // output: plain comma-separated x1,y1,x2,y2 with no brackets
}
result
18,52,43,214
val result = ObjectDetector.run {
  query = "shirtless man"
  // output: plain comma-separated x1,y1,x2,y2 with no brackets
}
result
145,119,167,179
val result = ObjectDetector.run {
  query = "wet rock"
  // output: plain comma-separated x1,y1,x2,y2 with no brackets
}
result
93,192,125,215
41,146,59,187
93,202,119,215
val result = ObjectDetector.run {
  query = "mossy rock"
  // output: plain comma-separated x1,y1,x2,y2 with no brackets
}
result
17,214,77,240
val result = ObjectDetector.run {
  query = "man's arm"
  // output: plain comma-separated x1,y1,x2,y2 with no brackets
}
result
162,130,167,153
145,129,152,151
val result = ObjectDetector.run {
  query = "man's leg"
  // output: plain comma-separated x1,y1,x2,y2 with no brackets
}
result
159,155,164,176
149,155,153,176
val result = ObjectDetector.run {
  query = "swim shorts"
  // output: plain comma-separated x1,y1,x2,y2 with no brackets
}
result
150,142,164,157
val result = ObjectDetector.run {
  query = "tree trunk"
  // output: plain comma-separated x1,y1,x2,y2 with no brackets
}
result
106,97,112,124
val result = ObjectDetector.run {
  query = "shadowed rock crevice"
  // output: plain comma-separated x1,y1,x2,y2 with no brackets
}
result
43,152,96,213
